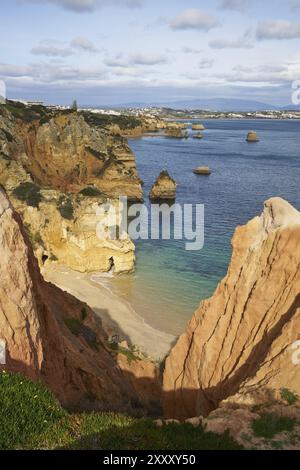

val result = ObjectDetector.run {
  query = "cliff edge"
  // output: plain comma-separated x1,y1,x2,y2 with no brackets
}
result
163,198,300,419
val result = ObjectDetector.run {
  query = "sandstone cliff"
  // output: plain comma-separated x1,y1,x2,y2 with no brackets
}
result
163,198,300,419
0,101,142,273
0,188,159,412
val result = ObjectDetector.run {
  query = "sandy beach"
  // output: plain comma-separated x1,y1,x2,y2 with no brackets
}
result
42,264,176,361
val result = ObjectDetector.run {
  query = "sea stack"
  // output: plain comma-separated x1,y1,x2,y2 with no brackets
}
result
193,166,211,175
165,128,188,139
193,132,204,140
246,131,259,142
192,123,205,131
149,170,177,201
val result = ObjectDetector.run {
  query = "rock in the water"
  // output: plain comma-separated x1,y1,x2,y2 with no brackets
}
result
193,166,211,175
246,131,259,142
165,128,188,139
193,132,204,139
163,197,300,419
192,123,205,131
149,170,177,201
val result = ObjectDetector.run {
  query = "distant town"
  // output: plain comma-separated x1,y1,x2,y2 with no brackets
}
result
8,98,300,120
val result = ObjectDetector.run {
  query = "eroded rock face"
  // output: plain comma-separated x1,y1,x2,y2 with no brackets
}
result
163,198,300,419
149,170,177,201
0,188,158,412
0,102,142,273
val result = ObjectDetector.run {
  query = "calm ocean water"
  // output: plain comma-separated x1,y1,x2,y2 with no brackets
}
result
101,120,300,336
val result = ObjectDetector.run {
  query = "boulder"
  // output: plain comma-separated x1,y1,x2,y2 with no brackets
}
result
165,128,188,139
193,166,211,175
193,132,204,139
246,131,259,142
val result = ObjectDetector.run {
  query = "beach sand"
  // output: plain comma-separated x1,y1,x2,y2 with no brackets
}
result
42,264,175,361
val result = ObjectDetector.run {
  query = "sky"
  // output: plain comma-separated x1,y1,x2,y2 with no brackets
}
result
0,0,300,106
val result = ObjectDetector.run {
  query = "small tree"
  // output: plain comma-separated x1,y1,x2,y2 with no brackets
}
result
71,99,78,111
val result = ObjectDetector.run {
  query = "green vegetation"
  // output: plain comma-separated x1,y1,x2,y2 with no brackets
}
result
109,342,141,364
82,111,141,130
57,195,74,220
79,186,102,197
280,388,298,405
13,182,42,208
0,371,66,450
0,372,242,450
64,317,83,336
252,413,296,439
71,99,78,111
3,100,53,123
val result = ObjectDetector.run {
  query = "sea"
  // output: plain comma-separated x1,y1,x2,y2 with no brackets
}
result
94,119,300,337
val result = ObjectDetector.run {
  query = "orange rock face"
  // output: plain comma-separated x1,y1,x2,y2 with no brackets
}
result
0,188,157,412
163,198,300,419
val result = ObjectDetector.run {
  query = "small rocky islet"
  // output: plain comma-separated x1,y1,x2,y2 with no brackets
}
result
149,170,177,201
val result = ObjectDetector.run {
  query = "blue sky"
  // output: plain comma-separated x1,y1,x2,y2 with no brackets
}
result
1,0,300,106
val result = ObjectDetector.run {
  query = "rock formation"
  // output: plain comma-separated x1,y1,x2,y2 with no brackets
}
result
149,170,177,201
193,166,211,175
165,128,188,139
192,123,205,131
0,187,159,412
193,132,204,140
0,101,142,273
246,131,259,142
163,198,300,419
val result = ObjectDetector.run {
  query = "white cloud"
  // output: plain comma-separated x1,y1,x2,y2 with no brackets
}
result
70,36,99,52
31,44,73,57
170,9,219,31
31,37,99,57
22,0,143,12
219,0,248,11
199,58,214,69
210,35,253,49
182,46,203,54
257,20,300,40
130,53,167,66
105,52,168,67
221,63,300,84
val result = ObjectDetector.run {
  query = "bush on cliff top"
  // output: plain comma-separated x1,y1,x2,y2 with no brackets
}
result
0,372,242,450
13,182,42,208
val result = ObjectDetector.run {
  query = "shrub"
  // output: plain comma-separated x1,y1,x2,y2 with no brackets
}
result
13,182,42,208
79,187,102,197
280,388,298,405
64,318,82,336
57,196,74,220
252,413,296,439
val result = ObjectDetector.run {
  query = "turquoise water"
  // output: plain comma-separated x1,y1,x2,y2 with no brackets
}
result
107,120,300,336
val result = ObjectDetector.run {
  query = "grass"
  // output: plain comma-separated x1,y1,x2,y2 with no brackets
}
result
280,388,298,405
13,182,42,208
0,372,242,450
252,413,296,439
